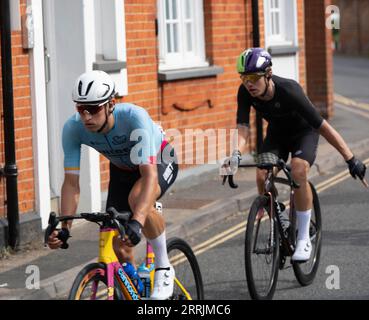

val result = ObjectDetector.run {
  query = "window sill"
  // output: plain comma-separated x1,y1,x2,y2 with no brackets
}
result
267,45,300,57
93,59,127,73
158,65,224,82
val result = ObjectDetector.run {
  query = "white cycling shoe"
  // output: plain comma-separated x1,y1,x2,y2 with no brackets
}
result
150,265,175,300
292,239,312,262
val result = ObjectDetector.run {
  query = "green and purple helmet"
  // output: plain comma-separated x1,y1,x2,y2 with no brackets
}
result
236,48,272,74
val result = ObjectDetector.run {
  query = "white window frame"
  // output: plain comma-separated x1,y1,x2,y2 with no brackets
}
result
264,0,293,46
158,0,208,71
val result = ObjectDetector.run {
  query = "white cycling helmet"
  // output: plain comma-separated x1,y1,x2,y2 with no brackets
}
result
72,70,115,104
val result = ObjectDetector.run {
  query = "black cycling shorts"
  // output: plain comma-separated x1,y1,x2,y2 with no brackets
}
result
260,129,319,167
106,142,178,212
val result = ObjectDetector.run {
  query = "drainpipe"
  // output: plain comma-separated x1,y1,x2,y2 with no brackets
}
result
0,0,20,249
251,0,263,154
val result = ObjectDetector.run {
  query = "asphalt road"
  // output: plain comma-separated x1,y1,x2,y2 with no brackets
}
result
187,156,369,300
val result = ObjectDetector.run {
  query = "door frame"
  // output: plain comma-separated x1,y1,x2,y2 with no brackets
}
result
28,0,50,229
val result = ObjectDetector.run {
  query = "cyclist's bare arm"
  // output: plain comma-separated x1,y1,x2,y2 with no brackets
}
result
319,120,353,161
133,164,160,227
60,173,80,230
236,124,250,154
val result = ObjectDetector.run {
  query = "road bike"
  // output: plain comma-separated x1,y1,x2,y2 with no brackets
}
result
223,153,322,300
44,204,204,300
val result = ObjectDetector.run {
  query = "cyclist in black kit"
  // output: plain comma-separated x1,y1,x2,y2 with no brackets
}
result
223,47,366,262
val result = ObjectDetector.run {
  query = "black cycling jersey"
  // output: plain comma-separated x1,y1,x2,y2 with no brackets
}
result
237,75,324,135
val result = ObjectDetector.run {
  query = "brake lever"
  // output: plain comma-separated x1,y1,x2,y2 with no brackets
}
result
114,219,126,240
44,212,58,247
107,207,127,240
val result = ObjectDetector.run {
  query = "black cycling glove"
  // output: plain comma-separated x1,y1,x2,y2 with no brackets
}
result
126,220,143,246
57,228,71,249
346,156,366,180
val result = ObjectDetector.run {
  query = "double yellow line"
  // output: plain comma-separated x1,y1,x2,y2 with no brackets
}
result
190,156,369,257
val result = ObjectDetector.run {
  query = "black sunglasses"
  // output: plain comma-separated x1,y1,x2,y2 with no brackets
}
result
76,101,108,115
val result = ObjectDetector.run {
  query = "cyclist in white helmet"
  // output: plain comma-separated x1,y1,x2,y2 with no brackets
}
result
47,70,178,300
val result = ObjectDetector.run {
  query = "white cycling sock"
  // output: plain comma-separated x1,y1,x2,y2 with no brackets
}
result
296,210,311,241
148,231,170,269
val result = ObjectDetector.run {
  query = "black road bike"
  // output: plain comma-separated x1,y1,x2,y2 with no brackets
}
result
223,154,322,300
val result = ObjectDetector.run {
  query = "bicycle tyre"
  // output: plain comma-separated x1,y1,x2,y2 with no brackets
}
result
68,262,124,300
167,237,204,300
245,195,280,300
292,182,322,286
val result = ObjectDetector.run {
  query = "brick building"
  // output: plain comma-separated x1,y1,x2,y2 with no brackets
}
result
332,0,369,56
0,0,333,249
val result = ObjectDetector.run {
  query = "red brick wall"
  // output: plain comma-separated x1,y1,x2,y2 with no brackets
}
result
333,0,369,56
0,0,35,218
304,0,334,119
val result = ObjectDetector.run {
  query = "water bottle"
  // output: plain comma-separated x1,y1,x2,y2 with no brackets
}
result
137,263,151,298
122,262,144,295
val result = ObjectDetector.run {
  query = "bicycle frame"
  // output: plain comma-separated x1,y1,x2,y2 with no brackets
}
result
45,209,194,300
97,227,137,300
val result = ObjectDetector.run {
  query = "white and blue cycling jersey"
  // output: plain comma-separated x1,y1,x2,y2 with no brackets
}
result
62,103,164,174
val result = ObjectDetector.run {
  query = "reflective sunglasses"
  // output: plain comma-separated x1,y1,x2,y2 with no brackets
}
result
240,73,266,84
76,101,108,115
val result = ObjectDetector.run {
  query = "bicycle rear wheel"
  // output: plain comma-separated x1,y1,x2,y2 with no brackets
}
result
167,237,204,300
292,182,322,286
68,263,124,300
245,195,280,300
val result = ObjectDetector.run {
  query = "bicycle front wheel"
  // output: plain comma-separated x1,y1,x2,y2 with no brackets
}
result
245,195,280,300
68,263,124,300
292,182,322,286
167,237,204,300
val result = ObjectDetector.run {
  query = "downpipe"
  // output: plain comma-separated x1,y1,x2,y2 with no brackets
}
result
0,0,20,249
251,0,264,154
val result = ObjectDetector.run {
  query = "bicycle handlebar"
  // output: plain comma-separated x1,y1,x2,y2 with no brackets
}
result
44,208,133,249
222,159,300,190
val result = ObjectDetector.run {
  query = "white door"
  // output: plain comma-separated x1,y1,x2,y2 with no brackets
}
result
42,0,102,213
